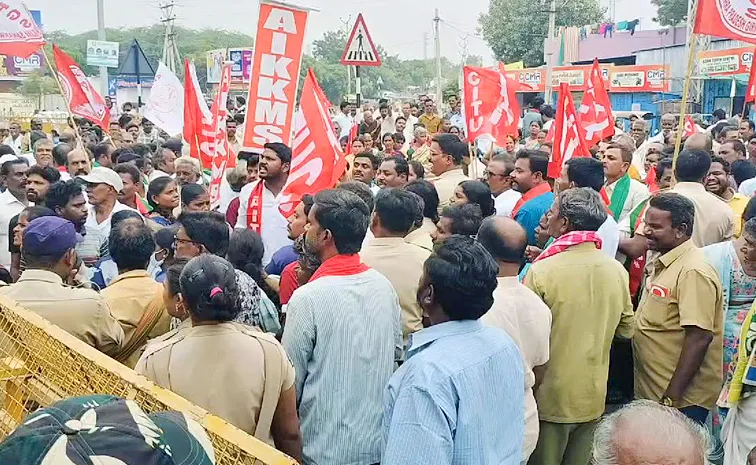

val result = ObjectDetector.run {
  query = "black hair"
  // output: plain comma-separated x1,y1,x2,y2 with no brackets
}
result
477,216,527,263
131,143,152,158
656,158,674,182
441,204,484,237
516,149,549,179
301,193,315,216
233,113,245,125
340,101,349,111
45,180,84,212
155,226,177,251
19,206,55,223
458,180,495,217
0,145,15,157
178,211,230,256
744,119,756,131
52,143,72,167
92,143,112,162
648,192,695,236
432,133,467,165
263,142,292,164
565,157,604,192
116,152,141,165
237,151,260,166
163,138,183,155
181,184,207,206
113,163,142,185
374,188,422,234
405,179,439,222
408,160,425,179
165,258,190,297
675,149,712,182
109,219,155,272
540,104,555,119
337,180,375,212
111,147,135,165
733,160,756,187
723,139,747,158
529,96,545,109
395,115,407,123
180,255,240,322
711,155,731,174
226,229,279,305
1,158,28,176
111,210,143,230
424,235,498,320
394,132,406,145
312,189,370,254
29,130,47,147
713,109,727,120
745,196,756,223
382,132,396,143
147,176,175,209
382,155,409,177
118,113,133,129
26,165,61,184
354,151,380,170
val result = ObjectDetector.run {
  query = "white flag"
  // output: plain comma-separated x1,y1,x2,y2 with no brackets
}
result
143,62,184,136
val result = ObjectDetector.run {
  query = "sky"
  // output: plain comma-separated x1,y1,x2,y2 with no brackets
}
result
27,0,658,63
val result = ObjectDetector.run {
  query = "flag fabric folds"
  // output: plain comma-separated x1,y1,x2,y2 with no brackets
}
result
208,64,233,209
52,45,110,130
548,82,592,179
143,62,185,136
462,65,520,147
694,0,756,45
0,1,44,58
578,59,615,145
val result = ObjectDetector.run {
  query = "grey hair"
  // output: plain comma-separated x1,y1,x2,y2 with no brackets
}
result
33,138,53,151
745,218,756,239
557,187,607,232
413,126,428,139
592,400,712,465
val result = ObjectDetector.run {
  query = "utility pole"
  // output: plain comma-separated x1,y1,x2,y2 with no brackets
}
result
340,16,352,96
160,2,180,73
544,0,556,104
96,0,108,97
423,32,429,60
433,8,442,102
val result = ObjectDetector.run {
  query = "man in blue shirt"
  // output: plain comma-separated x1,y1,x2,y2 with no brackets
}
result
382,235,525,465
511,150,554,245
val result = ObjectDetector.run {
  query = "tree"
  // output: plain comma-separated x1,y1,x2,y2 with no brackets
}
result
479,0,603,67
650,0,688,26
15,72,59,110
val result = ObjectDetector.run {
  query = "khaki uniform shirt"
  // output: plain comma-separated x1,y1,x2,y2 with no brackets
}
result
360,237,431,341
403,218,435,252
418,113,442,133
634,240,723,409
525,243,634,423
431,168,469,214
136,322,294,443
101,270,172,368
0,269,124,356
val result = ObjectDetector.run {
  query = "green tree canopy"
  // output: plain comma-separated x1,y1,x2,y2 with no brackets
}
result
650,0,688,26
478,0,604,67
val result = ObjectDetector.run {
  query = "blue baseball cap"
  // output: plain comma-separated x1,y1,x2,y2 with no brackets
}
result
22,216,83,257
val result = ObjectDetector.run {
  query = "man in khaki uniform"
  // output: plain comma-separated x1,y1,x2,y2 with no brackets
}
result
361,188,431,342
102,219,171,368
429,133,469,213
634,192,723,424
0,217,123,356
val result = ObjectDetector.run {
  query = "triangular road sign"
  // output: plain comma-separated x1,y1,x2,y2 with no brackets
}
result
340,13,382,67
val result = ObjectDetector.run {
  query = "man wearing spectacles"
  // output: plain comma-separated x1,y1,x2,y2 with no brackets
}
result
486,154,521,217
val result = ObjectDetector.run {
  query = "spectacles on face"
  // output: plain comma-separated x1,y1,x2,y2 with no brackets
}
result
484,170,506,179
173,235,198,247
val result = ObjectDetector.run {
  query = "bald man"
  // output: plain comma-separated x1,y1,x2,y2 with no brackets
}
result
684,132,714,153
66,149,92,177
477,216,551,463
592,400,709,465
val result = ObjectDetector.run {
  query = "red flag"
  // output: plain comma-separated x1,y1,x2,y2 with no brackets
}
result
463,65,520,146
747,48,756,104
646,165,660,193
548,83,592,179
208,64,232,208
694,0,756,45
346,122,359,154
0,1,45,58
578,59,615,145
682,115,697,138
52,45,110,130
278,69,347,218
545,123,555,143
183,59,214,169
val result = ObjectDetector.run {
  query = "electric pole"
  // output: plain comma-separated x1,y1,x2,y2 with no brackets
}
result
160,2,180,73
96,0,108,96
544,0,556,104
423,32,429,60
433,8,442,102
340,16,352,96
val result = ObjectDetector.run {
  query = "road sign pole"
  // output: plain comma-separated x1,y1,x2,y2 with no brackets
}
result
355,65,362,108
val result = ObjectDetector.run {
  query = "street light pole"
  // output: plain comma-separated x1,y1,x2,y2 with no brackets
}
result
97,0,108,97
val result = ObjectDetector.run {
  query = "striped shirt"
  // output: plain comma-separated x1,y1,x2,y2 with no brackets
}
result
282,269,402,465
382,320,524,465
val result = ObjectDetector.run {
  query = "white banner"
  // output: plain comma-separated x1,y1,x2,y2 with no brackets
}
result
143,62,184,136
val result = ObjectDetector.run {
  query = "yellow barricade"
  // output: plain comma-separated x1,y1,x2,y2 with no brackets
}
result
0,296,297,465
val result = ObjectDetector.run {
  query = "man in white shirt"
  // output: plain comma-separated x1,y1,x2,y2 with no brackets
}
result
478,216,551,463
378,103,395,137
2,122,27,155
486,154,521,217
334,101,355,138
235,142,292,266
401,102,419,129
0,158,29,269
77,167,136,266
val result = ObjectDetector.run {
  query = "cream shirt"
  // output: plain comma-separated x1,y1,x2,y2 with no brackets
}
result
431,167,469,213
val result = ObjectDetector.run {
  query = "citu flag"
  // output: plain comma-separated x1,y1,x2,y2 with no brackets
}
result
682,115,698,138
747,48,756,104
462,65,520,147
52,45,110,130
578,58,615,145
694,0,756,45
0,1,45,58
548,82,592,179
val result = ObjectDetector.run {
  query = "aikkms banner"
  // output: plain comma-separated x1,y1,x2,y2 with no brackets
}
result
52,45,110,129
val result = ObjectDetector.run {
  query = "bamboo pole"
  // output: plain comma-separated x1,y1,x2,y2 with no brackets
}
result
672,33,699,173
40,45,83,150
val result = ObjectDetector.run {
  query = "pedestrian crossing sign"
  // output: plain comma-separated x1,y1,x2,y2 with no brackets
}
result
340,13,382,67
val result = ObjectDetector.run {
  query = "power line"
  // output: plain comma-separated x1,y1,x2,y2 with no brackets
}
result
159,1,181,72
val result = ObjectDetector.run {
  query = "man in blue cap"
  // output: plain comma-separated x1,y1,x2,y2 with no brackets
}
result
0,216,123,356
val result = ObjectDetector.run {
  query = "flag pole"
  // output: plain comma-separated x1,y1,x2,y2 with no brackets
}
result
40,44,83,149
672,32,699,173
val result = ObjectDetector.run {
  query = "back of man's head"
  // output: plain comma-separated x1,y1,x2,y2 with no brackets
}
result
177,211,230,257
337,180,375,212
477,216,527,264
52,143,72,168
313,189,370,255
558,187,607,232
565,157,604,192
683,133,713,153
374,188,423,235
432,133,467,165
675,149,712,183
441,204,484,237
109,219,155,272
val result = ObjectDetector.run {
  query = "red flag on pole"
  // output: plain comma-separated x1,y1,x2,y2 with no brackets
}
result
278,69,347,218
208,64,232,208
183,59,214,169
578,59,615,145
0,1,45,58
747,48,756,104
682,115,698,138
694,0,756,45
548,82,592,179
462,65,520,146
52,45,110,130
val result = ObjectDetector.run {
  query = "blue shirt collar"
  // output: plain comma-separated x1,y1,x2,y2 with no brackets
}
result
407,320,484,358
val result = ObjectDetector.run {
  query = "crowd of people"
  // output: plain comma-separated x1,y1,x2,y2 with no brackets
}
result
0,95,755,465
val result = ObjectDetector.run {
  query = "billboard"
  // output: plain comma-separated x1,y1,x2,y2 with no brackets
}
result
698,47,752,76
0,52,44,79
206,49,226,84
86,40,119,68
228,47,253,83
506,64,669,93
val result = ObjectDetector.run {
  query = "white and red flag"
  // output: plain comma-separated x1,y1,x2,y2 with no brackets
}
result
682,115,698,138
462,64,520,146
278,69,347,217
52,45,110,130
183,59,214,169
578,59,615,145
694,0,756,45
208,64,233,208
548,82,592,179
0,1,44,58
747,48,756,104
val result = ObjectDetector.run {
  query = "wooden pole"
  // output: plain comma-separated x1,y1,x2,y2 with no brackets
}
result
672,32,699,173
40,45,83,150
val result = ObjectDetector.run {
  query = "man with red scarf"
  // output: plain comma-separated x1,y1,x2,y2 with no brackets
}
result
235,142,292,267
511,150,554,246
281,189,402,465
525,188,634,465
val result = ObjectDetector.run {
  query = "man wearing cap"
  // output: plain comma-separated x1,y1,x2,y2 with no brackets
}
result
77,167,138,266
0,217,123,356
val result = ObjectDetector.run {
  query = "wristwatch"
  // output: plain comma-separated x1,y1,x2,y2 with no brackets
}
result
660,396,675,407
